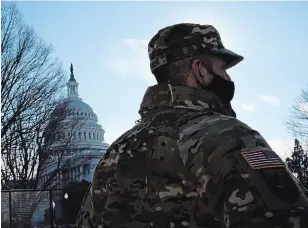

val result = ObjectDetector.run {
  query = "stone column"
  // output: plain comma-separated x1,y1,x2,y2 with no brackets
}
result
70,169,73,182
77,166,80,181
80,165,83,178
73,168,75,181
74,167,77,181
59,171,63,188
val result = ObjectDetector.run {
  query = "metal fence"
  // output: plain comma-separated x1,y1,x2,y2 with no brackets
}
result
2,183,307,228
1,188,88,228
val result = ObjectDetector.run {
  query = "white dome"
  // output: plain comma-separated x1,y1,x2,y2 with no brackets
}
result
50,64,109,151
38,65,109,222
68,98,99,122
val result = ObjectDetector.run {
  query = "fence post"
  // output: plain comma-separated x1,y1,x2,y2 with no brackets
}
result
49,189,54,228
9,191,12,228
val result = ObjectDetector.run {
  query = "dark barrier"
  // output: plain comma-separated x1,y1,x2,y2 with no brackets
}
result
1,188,88,228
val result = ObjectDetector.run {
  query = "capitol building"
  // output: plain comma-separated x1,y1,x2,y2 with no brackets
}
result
32,64,109,223
40,64,109,186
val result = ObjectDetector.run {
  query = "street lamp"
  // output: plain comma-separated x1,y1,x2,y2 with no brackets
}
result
64,193,68,200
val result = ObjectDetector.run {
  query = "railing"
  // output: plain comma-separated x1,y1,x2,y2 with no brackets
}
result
1,188,88,228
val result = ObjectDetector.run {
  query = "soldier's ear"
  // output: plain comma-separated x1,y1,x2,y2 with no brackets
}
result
191,59,209,86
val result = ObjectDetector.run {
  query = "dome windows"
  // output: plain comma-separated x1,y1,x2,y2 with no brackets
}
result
54,130,104,142
68,111,98,121
61,129,103,142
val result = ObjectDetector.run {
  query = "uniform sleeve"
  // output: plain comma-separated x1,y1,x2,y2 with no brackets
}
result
184,124,308,228
76,155,110,228
76,137,147,228
76,184,95,228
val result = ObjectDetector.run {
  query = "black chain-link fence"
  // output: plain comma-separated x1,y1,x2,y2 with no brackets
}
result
1,188,88,228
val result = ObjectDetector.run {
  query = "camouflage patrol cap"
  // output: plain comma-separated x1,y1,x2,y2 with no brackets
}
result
148,23,244,72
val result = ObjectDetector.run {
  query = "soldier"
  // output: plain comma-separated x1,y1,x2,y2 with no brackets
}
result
76,23,308,228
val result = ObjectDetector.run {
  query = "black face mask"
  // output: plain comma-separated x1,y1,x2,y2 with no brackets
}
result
202,68,235,103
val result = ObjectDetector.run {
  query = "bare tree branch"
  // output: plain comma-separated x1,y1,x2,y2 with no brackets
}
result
285,84,308,188
285,85,308,142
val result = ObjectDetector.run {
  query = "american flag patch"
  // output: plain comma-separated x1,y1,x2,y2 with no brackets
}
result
241,147,286,169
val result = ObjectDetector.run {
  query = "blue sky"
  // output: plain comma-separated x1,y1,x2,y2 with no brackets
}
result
15,1,308,159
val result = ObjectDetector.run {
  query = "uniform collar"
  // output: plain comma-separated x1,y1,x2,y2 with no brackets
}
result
139,83,236,118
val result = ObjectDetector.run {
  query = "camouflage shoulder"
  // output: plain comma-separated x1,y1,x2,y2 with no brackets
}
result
108,118,152,149
179,112,268,148
178,111,253,132
95,120,146,160
95,118,155,170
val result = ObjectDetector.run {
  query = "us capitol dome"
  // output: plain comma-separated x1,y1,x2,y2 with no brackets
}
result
32,65,109,224
40,64,109,186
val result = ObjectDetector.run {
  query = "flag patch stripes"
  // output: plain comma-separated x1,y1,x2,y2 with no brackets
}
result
241,147,286,169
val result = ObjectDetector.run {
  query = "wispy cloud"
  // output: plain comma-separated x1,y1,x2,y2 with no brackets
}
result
267,139,294,161
241,104,256,112
123,39,148,49
103,14,242,85
259,95,281,106
104,38,155,84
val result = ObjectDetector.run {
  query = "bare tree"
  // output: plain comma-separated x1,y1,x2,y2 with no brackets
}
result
1,3,93,226
1,2,67,190
286,85,308,140
285,85,308,189
1,2,91,189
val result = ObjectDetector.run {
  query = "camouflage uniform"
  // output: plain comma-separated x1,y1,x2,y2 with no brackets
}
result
76,24,308,228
